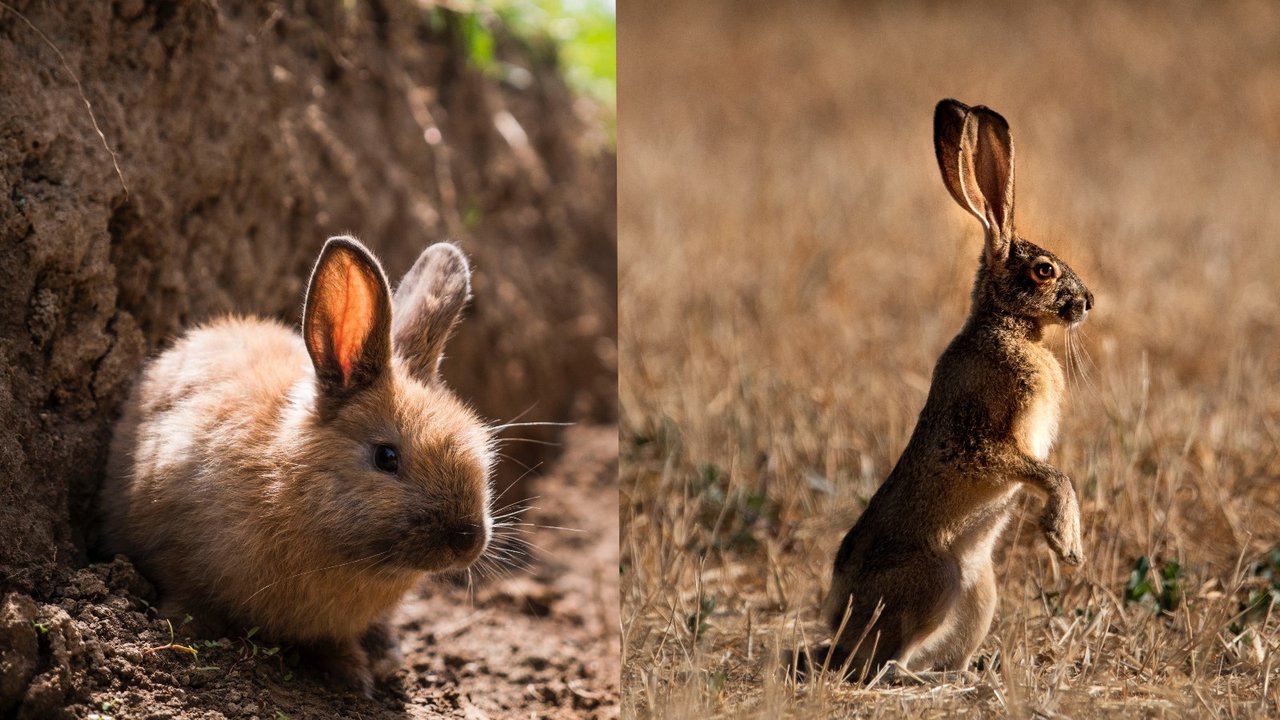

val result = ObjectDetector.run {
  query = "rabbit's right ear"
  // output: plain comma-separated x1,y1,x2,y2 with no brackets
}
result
303,236,394,402
391,243,471,383
934,99,1016,262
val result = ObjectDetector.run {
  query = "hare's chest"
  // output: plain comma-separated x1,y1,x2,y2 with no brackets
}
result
1015,352,1064,460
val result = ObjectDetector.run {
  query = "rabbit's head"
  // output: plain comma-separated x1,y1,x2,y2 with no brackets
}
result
934,99,1094,328
295,236,492,574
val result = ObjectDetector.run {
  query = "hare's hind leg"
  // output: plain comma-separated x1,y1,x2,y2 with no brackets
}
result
829,553,962,679
940,561,998,672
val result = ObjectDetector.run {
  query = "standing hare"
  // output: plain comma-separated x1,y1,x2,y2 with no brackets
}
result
811,99,1092,679
101,237,492,695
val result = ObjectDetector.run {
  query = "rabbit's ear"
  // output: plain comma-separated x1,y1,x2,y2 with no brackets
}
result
391,242,471,383
934,100,1016,262
303,236,394,399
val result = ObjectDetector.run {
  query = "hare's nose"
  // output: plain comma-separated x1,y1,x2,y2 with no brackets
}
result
1084,290,1094,313
443,522,483,554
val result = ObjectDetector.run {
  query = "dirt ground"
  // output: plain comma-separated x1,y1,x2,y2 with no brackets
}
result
0,1,616,717
5,425,618,720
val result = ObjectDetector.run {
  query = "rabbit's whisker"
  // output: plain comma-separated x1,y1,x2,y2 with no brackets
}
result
244,550,393,605
489,420,574,433
492,437,562,448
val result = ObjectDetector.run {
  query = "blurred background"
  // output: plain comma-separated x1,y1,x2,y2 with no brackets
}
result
620,1,1280,716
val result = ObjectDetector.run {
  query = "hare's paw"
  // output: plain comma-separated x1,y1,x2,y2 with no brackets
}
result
1044,528,1083,565
1041,504,1084,566
881,664,979,686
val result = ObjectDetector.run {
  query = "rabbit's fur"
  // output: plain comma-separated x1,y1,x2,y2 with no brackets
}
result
812,100,1093,679
101,237,492,694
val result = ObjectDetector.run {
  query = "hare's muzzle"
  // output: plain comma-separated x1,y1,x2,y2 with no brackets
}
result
1061,287,1094,325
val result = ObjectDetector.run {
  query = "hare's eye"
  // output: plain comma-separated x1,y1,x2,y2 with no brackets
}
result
1032,262,1057,282
373,444,400,474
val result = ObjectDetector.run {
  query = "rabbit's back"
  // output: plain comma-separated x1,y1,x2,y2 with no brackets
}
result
136,317,308,422
101,318,307,597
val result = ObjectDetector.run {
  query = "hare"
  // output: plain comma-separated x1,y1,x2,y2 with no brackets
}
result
101,236,493,695
808,99,1092,680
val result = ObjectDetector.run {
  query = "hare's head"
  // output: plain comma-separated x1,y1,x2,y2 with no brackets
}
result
934,99,1094,328
297,236,492,574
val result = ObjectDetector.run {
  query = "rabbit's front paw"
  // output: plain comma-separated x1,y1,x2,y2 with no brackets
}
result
318,637,376,698
361,619,404,680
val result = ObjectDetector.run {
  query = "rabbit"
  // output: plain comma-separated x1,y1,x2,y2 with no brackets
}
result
804,99,1093,681
100,236,493,695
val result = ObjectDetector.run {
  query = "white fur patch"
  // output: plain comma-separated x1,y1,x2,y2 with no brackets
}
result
954,492,1017,585
1019,390,1061,460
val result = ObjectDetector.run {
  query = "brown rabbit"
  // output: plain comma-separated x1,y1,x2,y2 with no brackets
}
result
101,236,492,695
808,99,1092,679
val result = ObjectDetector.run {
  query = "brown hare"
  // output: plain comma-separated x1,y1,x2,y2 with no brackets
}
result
101,237,492,695
809,99,1092,680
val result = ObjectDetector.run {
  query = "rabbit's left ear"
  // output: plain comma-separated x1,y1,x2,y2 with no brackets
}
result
934,100,1016,262
392,243,471,383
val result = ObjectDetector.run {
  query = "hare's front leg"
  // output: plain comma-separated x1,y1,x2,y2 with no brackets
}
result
1014,457,1084,565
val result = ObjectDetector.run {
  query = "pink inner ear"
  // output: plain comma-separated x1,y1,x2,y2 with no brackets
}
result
322,256,376,383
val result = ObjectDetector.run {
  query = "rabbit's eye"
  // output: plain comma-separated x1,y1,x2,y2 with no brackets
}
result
373,444,400,473
1031,261,1057,283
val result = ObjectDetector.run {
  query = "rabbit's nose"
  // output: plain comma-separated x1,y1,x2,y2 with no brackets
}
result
1083,291,1094,313
443,522,483,554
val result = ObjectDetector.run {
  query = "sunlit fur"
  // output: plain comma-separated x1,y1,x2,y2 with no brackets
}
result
101,239,492,695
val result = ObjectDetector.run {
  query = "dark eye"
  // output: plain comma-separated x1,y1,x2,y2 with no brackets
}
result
373,444,399,474
1033,262,1057,282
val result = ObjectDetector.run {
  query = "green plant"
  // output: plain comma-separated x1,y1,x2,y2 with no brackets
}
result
1233,548,1280,633
452,1,615,112
143,619,199,659
241,626,282,659
1124,556,1184,613
686,594,715,640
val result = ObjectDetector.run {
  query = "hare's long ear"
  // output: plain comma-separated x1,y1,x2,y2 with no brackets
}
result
934,99,973,210
391,242,471,383
303,236,393,401
933,99,1016,262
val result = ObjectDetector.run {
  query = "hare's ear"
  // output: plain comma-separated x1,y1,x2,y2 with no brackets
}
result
391,242,471,383
303,236,393,400
934,99,973,211
933,99,1016,262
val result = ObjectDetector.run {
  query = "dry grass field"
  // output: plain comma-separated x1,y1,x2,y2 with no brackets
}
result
619,1,1280,717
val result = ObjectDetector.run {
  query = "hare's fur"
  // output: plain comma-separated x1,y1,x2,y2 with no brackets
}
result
102,238,491,694
814,100,1092,679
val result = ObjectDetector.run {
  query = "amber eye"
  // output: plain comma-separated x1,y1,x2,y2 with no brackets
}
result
1031,261,1057,283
